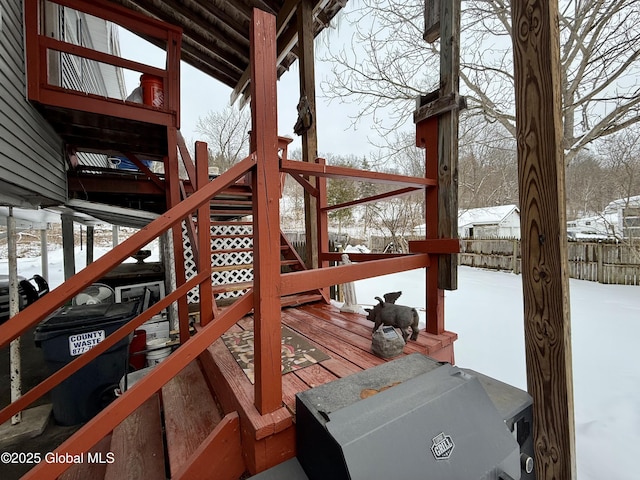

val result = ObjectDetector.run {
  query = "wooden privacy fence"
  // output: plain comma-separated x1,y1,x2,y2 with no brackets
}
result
459,238,640,286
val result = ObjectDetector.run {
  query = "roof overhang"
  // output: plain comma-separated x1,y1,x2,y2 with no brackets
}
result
109,0,347,101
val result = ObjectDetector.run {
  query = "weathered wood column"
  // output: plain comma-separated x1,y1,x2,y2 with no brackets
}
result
196,141,214,326
297,0,319,269
250,8,283,414
165,127,190,344
511,1,576,478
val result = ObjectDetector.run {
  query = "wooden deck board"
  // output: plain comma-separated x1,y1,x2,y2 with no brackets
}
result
162,360,224,476
104,394,165,480
298,303,427,354
58,434,112,480
292,363,339,389
281,310,383,370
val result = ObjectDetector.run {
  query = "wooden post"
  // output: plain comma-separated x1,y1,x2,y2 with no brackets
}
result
417,117,444,335
316,158,330,301
165,127,190,344
424,0,440,43
511,1,576,478
437,0,460,291
196,141,214,326
7,210,21,424
86,226,94,265
62,214,75,280
40,229,49,282
297,0,319,269
250,8,282,415
597,243,604,283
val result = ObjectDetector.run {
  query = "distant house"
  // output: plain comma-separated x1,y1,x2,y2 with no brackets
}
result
569,195,640,240
414,204,520,239
458,205,520,238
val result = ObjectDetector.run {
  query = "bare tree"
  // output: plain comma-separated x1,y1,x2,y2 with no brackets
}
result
565,152,608,219
195,105,250,173
368,194,424,252
322,0,640,164
598,125,640,204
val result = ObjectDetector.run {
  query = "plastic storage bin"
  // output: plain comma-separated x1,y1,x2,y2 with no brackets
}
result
34,301,139,425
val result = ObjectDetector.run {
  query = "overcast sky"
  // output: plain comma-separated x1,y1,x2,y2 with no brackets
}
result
117,12,381,160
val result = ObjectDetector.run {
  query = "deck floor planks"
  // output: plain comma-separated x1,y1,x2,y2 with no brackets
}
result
104,394,165,480
281,309,384,370
299,303,427,354
282,372,311,414
292,363,339,389
162,359,224,476
305,302,457,355
58,434,113,480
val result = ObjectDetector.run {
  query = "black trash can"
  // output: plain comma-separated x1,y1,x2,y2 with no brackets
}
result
34,301,139,425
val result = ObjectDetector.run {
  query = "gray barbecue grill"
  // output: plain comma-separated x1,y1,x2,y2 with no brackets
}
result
250,354,534,480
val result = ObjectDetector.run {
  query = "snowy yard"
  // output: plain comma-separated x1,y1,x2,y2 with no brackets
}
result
357,266,639,480
1,246,638,479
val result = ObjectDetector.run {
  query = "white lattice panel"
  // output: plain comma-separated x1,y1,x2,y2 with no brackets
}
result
183,223,254,303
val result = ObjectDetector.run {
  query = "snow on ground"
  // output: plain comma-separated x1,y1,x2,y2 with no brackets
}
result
356,266,639,480
1,247,638,479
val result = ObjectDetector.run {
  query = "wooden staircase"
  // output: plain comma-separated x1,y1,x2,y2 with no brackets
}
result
206,215,325,308
59,360,245,480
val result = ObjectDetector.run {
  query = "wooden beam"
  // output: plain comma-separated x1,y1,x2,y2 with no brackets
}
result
298,0,320,270
423,0,440,43
281,254,430,296
511,1,576,479
165,127,190,344
437,0,460,291
230,0,302,104
196,141,215,326
61,214,75,281
250,8,283,415
322,187,422,212
281,159,436,187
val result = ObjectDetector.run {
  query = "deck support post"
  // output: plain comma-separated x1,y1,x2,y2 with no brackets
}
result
62,214,75,280
40,228,49,282
165,127,190,344
436,0,460,291
416,117,444,335
297,0,319,269
86,226,94,265
511,0,576,478
316,158,330,301
250,8,283,415
196,141,215,326
7,210,22,424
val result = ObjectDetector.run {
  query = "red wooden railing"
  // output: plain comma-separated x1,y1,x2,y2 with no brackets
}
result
24,0,181,128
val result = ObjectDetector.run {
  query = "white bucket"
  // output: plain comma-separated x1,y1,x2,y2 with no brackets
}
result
140,318,170,341
146,338,171,366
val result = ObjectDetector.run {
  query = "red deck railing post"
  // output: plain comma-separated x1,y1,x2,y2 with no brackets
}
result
166,127,191,344
196,141,215,326
250,8,283,415
316,158,330,300
418,116,445,335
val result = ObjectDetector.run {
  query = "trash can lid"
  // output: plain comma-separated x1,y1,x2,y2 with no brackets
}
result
35,301,140,337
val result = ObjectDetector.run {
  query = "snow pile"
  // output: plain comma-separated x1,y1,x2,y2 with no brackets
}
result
343,244,370,254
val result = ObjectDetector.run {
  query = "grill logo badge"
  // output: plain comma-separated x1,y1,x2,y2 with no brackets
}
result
431,432,455,460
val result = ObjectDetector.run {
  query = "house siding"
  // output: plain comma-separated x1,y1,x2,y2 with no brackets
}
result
0,0,66,207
